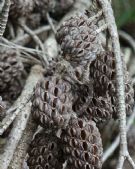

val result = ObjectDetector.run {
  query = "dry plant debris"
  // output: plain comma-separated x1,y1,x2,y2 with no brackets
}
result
0,0,134,169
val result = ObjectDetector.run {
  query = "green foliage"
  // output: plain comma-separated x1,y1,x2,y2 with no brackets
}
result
112,0,135,28
117,8,135,28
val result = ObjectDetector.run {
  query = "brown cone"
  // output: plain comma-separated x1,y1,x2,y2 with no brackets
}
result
10,0,34,19
61,117,103,169
31,75,73,129
0,81,22,103
89,51,134,118
73,94,113,123
27,131,64,169
56,13,102,67
0,48,23,91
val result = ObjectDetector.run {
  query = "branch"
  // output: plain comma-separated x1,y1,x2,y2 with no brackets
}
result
103,106,135,162
0,65,43,169
9,116,37,169
0,0,10,37
19,23,49,67
0,37,45,59
97,0,135,168
119,30,135,54
46,13,56,34
13,25,51,46
0,102,31,169
0,1,95,168
44,34,58,61
0,65,43,136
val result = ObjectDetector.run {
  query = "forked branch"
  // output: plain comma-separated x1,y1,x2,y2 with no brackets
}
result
103,106,135,162
97,0,135,168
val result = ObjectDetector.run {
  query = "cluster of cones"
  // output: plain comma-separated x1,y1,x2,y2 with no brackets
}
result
9,0,75,27
0,1,134,168
0,0,76,121
27,12,134,169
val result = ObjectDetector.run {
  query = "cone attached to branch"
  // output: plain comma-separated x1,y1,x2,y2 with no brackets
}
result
89,51,134,118
90,51,116,95
61,117,103,169
27,130,64,169
56,13,102,67
31,74,73,129
73,94,113,123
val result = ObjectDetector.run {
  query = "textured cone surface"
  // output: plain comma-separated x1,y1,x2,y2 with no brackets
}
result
10,0,34,19
56,13,101,67
73,93,113,123
27,131,63,169
89,51,134,118
0,48,23,91
90,51,116,95
72,82,112,122
61,117,103,169
0,81,22,103
31,75,73,129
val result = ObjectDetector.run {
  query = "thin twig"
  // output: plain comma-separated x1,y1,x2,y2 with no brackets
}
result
46,12,56,34
19,24,49,67
16,17,26,38
97,0,135,168
0,65,43,136
7,21,15,39
44,34,58,61
0,37,46,59
88,10,103,22
13,25,51,45
20,54,41,65
103,106,135,162
119,30,135,54
123,47,131,65
95,23,108,34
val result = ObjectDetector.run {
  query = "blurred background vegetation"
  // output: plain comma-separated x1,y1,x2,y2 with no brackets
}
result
112,0,135,36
